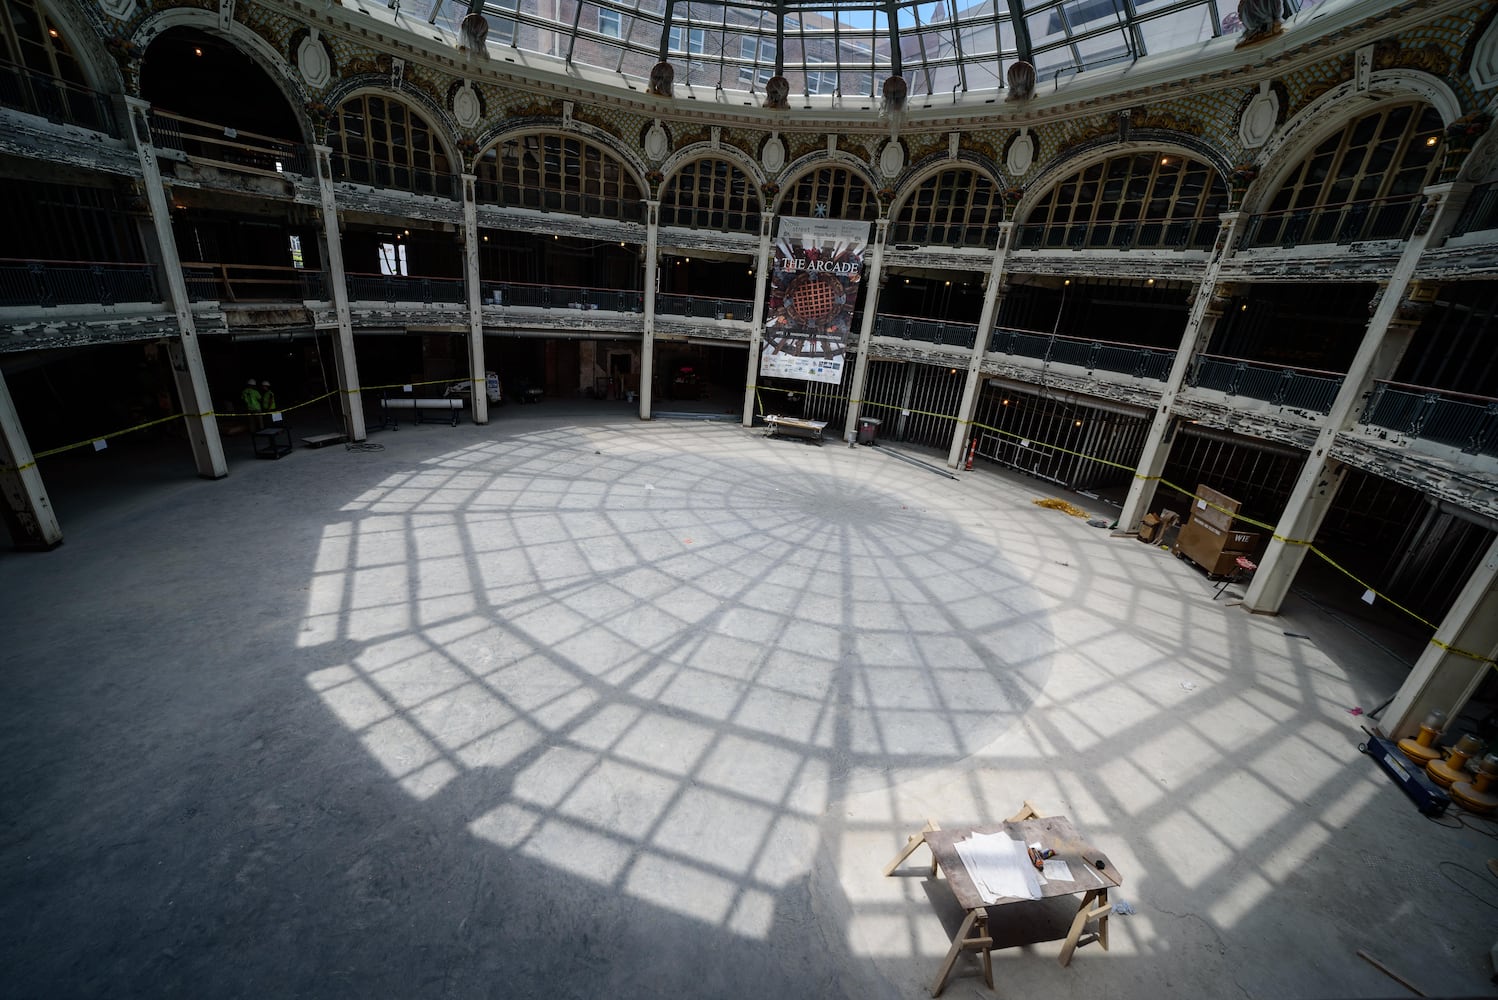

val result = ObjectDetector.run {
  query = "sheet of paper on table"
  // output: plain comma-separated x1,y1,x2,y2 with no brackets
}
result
954,833,1042,903
1042,859,1074,881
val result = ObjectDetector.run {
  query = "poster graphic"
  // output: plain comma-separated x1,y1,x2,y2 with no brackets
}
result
759,216,870,385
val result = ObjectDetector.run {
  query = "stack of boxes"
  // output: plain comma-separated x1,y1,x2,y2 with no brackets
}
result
1173,483,1260,577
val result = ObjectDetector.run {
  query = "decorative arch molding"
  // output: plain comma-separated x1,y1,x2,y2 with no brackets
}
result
888,158,1008,225
659,143,767,194
779,151,881,196
28,0,124,96
325,76,460,160
134,7,307,128
1018,138,1228,222
473,124,649,195
1248,70,1461,212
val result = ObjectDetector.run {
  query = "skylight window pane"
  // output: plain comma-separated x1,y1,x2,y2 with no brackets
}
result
1134,4,1220,53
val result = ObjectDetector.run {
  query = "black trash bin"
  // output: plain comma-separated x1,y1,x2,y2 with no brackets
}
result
856,416,881,446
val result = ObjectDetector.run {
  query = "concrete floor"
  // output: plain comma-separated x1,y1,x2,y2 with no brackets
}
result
3,403,1496,999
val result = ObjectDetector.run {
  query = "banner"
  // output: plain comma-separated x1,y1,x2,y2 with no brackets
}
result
759,216,869,385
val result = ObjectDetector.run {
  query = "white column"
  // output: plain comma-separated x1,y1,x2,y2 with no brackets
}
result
0,370,62,550
1116,212,1243,532
1384,536,1498,739
946,223,1011,468
741,215,775,426
314,144,366,442
1244,183,1472,613
461,173,488,425
124,97,227,479
842,217,889,442
639,200,660,420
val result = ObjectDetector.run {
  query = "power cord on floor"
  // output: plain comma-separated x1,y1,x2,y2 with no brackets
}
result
1425,812,1498,838
345,442,384,453
1437,860,1498,909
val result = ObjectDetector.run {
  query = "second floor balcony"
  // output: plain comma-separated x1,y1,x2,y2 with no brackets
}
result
1013,217,1220,252
1360,381,1498,458
150,109,309,176
1188,355,1344,414
989,327,1175,381
0,59,115,136
0,258,159,307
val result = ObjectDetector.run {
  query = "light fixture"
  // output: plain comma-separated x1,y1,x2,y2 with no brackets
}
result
194,46,203,57
1002,399,1010,406
1074,419,1083,427
1063,278,1071,286
944,280,951,286
619,241,626,247
48,27,58,37
1160,156,1172,165
1425,135,1439,147
403,229,410,236
685,257,691,262
1240,303,1248,311
482,235,488,242
1146,278,1155,285
949,368,957,374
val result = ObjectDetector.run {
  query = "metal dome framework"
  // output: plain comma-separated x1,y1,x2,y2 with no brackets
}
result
430,0,1319,103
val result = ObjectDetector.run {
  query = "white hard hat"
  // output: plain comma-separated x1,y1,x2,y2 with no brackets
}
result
247,378,258,386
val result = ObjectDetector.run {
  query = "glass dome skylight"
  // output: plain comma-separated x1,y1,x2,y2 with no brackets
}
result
426,0,1315,104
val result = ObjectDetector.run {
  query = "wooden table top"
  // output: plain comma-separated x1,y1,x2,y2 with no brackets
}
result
924,816,1123,911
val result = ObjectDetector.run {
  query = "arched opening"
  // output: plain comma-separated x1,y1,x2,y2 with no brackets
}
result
890,166,1005,247
659,157,761,233
141,27,301,149
1244,101,1443,247
1017,151,1226,250
778,164,878,222
0,0,112,131
474,132,643,221
329,93,453,198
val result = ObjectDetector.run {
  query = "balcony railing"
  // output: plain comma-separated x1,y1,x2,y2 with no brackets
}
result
988,326,1174,380
656,293,752,320
184,263,324,302
1450,182,1498,238
150,109,309,175
1361,381,1498,457
874,314,978,349
1189,355,1344,413
346,272,464,304
0,258,158,307
1239,194,1423,249
333,154,458,199
0,59,115,135
1013,217,1220,251
480,281,644,313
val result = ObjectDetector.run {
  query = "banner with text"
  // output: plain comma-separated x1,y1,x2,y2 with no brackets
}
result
759,216,869,385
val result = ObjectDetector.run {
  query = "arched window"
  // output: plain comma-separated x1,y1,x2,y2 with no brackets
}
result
1245,102,1442,246
659,157,761,232
0,0,108,130
890,167,1005,247
1019,152,1227,250
330,94,452,198
475,133,643,222
779,165,878,222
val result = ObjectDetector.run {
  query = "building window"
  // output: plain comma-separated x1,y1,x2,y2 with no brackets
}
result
378,241,407,276
891,168,1005,248
330,94,452,197
1021,152,1227,249
781,165,878,222
288,234,304,269
659,157,761,232
668,26,705,54
1267,102,1442,213
598,9,622,39
739,36,776,87
475,132,644,222
488,0,518,46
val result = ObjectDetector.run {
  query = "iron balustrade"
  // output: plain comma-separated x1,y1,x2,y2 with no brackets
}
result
0,59,115,135
149,109,309,175
332,153,458,199
183,263,326,302
1238,194,1423,249
345,272,465,304
1362,381,1498,457
873,314,978,349
988,326,1174,380
1450,182,1498,237
478,281,644,313
1189,355,1344,413
1013,217,1220,251
0,258,159,306
656,294,752,320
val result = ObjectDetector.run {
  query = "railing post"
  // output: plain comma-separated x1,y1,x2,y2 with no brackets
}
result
1412,392,1440,435
92,265,110,306
542,285,551,309
27,262,51,307
1273,368,1293,406
421,277,432,304
1228,362,1246,396
1087,341,1100,371
1469,404,1498,456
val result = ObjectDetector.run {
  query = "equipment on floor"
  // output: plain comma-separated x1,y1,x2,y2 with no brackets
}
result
1427,733,1485,789
1359,727,1451,817
1397,709,1446,766
1451,753,1498,815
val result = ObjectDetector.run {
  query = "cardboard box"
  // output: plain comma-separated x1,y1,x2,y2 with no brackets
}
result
1138,514,1162,544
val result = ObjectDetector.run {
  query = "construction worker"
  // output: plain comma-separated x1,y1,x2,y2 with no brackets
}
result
241,378,262,414
260,380,277,413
